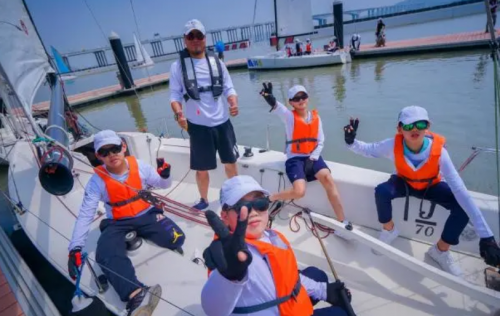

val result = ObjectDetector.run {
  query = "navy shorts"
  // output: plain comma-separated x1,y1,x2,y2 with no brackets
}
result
285,156,329,183
187,119,239,171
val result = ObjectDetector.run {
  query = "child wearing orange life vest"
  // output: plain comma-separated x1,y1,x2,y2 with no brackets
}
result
201,175,352,316
305,39,312,55
259,82,350,240
67,130,185,316
344,106,500,276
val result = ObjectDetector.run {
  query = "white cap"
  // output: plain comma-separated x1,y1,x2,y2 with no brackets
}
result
94,130,122,153
398,105,430,125
184,19,206,36
220,175,269,207
287,85,308,100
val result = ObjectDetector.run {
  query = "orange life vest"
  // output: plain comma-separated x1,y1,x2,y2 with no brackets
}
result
208,230,313,315
306,43,312,52
287,110,319,155
95,156,150,219
394,132,445,190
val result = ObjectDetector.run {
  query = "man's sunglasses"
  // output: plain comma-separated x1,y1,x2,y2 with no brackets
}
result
290,94,308,102
186,32,205,41
97,144,122,157
224,196,270,213
400,120,429,131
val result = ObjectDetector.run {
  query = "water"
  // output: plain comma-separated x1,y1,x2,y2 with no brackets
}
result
75,49,498,196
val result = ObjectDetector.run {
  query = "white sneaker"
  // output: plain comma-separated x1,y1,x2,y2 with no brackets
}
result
426,244,462,277
372,227,400,255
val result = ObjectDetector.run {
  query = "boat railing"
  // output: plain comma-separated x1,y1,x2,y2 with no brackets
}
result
458,146,499,173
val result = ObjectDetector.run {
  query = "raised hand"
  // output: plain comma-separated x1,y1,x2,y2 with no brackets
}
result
156,158,171,179
260,82,277,109
203,207,253,281
344,118,359,145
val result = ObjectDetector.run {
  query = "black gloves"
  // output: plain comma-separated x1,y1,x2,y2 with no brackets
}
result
156,158,171,179
260,82,277,110
68,246,82,280
344,118,359,145
326,280,352,310
480,236,500,267
203,209,253,281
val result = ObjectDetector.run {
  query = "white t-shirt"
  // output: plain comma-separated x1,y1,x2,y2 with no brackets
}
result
169,57,237,127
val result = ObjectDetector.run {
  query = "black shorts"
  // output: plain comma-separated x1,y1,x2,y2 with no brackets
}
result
187,119,239,171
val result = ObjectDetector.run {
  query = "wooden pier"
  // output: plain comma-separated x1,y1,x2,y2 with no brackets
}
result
32,30,500,113
354,30,500,58
0,266,24,316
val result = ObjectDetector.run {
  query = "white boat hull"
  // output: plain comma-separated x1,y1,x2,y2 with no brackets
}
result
247,51,352,70
7,133,500,315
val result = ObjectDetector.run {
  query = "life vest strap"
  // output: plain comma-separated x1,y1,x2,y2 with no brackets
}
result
232,278,301,314
106,194,142,207
285,137,318,144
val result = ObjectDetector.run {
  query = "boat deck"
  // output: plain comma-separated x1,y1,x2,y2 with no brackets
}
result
354,30,500,58
0,267,24,316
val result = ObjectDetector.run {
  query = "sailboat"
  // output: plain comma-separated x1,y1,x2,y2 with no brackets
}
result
2,0,500,315
247,0,351,70
132,34,154,69
51,46,76,81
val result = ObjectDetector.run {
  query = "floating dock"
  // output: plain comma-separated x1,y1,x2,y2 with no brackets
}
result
32,30,499,113
0,227,60,316
354,30,500,58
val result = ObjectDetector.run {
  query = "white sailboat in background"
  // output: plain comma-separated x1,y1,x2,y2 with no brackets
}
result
132,34,154,69
247,0,351,70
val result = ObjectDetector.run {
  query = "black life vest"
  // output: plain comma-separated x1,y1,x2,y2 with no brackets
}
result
179,48,223,102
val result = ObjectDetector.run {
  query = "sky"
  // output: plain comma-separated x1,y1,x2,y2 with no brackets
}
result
25,0,401,53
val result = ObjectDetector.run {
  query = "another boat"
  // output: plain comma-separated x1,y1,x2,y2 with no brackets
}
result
132,34,154,69
51,46,77,81
247,0,351,70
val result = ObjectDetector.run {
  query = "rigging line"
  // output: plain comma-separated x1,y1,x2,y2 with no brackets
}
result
0,190,195,316
128,0,153,82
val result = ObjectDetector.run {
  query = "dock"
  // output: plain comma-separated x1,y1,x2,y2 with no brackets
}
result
32,30,499,113
354,30,500,58
0,227,60,316
32,58,248,113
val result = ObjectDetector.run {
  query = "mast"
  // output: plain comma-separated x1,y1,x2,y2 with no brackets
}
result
274,0,279,51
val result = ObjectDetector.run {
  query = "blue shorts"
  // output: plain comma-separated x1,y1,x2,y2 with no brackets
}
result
285,156,329,183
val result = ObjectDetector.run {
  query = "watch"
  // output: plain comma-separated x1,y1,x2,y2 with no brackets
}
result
174,112,183,121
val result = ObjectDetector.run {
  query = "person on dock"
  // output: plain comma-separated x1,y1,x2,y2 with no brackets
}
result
67,130,186,316
343,106,500,276
215,40,225,61
201,175,352,316
350,34,361,52
327,37,338,53
375,18,386,47
486,0,498,33
169,19,240,210
259,82,350,239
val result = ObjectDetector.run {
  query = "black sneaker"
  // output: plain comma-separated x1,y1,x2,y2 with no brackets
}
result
126,284,162,316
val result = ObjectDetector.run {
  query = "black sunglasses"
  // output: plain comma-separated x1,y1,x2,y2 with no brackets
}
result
224,196,270,213
186,32,205,41
97,144,122,157
290,94,308,102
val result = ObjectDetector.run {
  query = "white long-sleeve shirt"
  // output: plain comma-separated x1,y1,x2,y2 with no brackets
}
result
201,230,327,316
68,159,172,251
348,138,493,238
169,57,237,127
272,101,325,160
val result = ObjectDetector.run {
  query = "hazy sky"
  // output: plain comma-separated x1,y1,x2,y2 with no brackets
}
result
25,0,400,53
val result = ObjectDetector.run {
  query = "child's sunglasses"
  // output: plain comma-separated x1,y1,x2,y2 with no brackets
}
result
224,196,270,213
97,144,122,157
289,94,309,102
401,120,429,131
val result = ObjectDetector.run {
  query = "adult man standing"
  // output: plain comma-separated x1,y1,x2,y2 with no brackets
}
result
170,19,239,210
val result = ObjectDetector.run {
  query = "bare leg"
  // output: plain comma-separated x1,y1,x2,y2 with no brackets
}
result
224,163,238,179
196,170,209,201
316,169,345,221
383,220,395,231
270,180,306,201
437,239,451,252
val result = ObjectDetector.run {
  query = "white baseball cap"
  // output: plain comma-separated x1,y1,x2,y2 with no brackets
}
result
220,175,270,207
287,85,308,100
94,130,122,153
184,19,206,36
398,105,430,125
